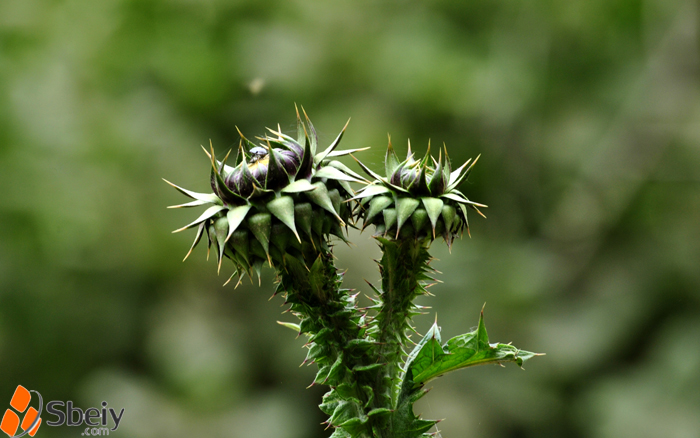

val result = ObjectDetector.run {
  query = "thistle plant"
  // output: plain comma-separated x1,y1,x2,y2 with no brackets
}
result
166,109,541,437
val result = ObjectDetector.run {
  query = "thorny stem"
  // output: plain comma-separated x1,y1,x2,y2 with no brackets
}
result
369,237,432,435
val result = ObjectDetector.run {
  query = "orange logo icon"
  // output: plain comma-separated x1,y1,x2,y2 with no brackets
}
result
1,386,42,437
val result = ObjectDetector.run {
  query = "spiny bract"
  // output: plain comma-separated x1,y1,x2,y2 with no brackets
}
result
353,137,486,246
165,108,368,286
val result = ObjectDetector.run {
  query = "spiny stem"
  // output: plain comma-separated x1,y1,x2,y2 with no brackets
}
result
369,237,432,434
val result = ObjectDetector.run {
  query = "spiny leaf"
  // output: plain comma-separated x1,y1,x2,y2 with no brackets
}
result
365,196,394,224
351,184,391,200
440,191,487,208
327,160,368,182
385,134,401,177
225,205,251,242
182,222,206,261
282,179,317,193
172,205,225,233
306,182,345,225
326,147,371,158
248,212,272,257
410,311,541,386
315,166,364,183
421,197,444,237
315,118,350,163
163,179,220,204
352,155,386,181
267,196,300,242
277,321,301,333
395,197,420,237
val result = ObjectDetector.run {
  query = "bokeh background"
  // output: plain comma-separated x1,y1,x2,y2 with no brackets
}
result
2,0,699,437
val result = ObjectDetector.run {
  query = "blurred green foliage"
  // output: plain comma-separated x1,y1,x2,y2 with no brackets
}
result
1,0,699,437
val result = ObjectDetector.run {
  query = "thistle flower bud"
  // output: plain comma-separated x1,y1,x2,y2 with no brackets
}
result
353,137,486,246
166,107,369,285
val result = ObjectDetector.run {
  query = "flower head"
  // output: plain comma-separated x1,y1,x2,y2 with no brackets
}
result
353,137,486,246
165,108,368,285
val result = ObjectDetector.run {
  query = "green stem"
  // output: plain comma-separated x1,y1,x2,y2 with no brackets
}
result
277,243,375,437
370,237,432,434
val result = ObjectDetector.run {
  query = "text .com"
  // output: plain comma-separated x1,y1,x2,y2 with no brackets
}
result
1,386,124,437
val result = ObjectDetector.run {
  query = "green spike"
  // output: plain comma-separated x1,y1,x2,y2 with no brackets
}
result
330,220,350,243
182,222,205,261
173,205,225,233
267,196,300,242
294,202,313,237
282,179,317,193
382,208,397,231
301,107,318,156
441,204,457,233
253,258,264,285
365,196,394,224
411,208,429,235
314,118,350,164
230,229,250,264
314,166,363,182
248,212,272,256
295,104,306,148
270,223,291,252
328,189,341,215
327,160,367,182
306,182,345,225
428,148,445,195
421,197,444,237
214,216,228,273
385,134,400,177
395,197,420,237
249,239,267,259
311,210,325,236
225,205,251,242
162,178,220,204
458,202,470,237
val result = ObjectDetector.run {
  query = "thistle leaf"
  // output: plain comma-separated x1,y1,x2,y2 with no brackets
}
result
327,160,368,182
382,208,397,231
277,321,301,332
365,196,394,224
173,205,225,233
297,130,315,180
395,197,420,237
315,118,350,163
315,166,363,183
352,155,386,182
182,222,206,261
441,191,487,208
421,197,444,237
267,196,300,242
167,199,212,209
213,217,229,272
410,310,541,386
447,158,472,188
225,205,251,242
163,179,220,204
294,202,314,237
350,184,391,200
301,107,318,156
385,135,400,176
282,179,317,193
326,147,370,158
441,205,457,233
248,212,272,256
306,182,345,225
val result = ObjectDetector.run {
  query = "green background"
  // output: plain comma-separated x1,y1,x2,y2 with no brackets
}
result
1,0,699,437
